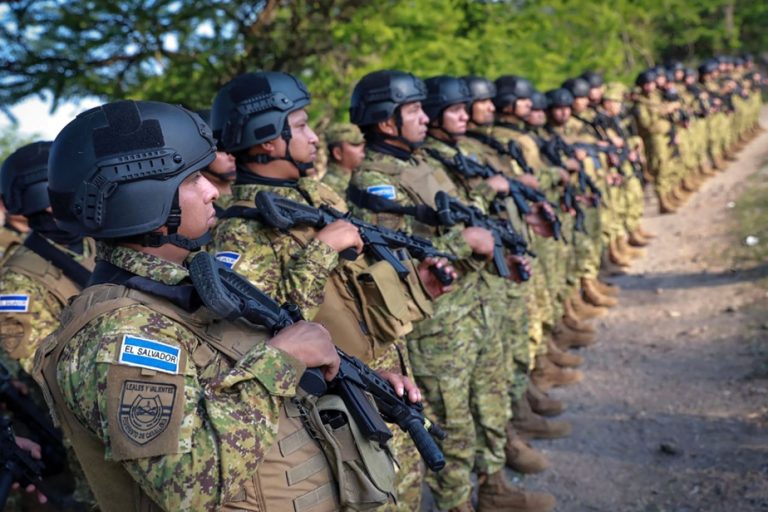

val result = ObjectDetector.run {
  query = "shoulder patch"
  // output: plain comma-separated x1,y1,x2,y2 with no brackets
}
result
0,294,30,313
367,184,397,200
118,379,176,445
215,251,241,269
118,335,181,375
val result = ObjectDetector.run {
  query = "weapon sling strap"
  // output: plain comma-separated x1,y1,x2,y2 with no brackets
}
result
346,184,440,226
22,232,92,289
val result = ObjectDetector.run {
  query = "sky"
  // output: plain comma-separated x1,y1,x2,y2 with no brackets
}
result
0,94,103,140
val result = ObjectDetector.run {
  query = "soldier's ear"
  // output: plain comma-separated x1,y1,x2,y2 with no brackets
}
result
331,145,343,162
377,118,398,137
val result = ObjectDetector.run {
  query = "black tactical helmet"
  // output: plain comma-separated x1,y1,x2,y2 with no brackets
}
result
211,71,311,154
493,75,534,110
463,75,497,102
349,70,427,127
666,60,685,72
684,67,697,79
1,141,52,216
561,77,590,98
698,59,719,76
580,71,604,88
422,75,472,123
530,91,548,111
545,88,574,109
48,100,216,249
635,69,657,86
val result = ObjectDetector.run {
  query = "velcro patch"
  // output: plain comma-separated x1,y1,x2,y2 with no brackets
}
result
367,184,397,200
215,251,241,269
118,335,180,375
0,294,30,313
118,380,176,446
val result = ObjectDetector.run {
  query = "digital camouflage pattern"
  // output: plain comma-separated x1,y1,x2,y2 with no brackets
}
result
56,244,304,510
321,161,353,197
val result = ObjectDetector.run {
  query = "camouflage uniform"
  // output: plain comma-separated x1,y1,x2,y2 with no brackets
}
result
210,173,423,511
321,122,364,197
0,225,23,260
322,161,353,198
49,244,306,510
349,145,508,509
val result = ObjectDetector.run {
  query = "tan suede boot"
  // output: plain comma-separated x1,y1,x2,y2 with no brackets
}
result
512,397,572,440
562,312,596,334
609,237,632,267
553,321,598,349
582,278,619,308
659,191,678,214
636,225,656,239
531,354,584,391
570,292,608,319
546,338,584,368
628,229,650,247
505,423,550,474
526,382,565,417
593,277,620,297
477,471,556,512
616,237,644,260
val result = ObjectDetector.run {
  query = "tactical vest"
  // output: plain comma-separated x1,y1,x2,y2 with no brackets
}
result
34,284,395,512
229,190,433,364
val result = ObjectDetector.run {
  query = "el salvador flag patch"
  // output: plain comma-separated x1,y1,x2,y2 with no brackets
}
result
215,251,241,269
367,184,397,200
0,294,30,313
118,335,181,375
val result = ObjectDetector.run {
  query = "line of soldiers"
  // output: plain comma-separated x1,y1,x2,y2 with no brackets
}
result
0,51,762,512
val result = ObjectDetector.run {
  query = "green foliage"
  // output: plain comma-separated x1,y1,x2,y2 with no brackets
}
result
0,126,39,163
0,0,764,124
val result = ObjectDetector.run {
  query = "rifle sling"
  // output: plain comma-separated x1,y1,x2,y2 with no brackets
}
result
23,232,91,289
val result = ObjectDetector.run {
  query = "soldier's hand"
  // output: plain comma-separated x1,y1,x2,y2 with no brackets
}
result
506,255,532,283
377,371,422,404
524,203,555,238
574,149,588,161
610,136,624,148
462,227,495,258
417,257,457,298
316,219,364,256
11,436,48,504
269,321,340,381
565,158,581,173
485,175,510,195
514,174,539,189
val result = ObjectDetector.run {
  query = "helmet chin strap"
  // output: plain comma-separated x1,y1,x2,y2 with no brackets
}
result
240,121,314,177
134,189,212,251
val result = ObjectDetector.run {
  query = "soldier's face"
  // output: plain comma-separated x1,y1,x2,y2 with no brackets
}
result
549,106,571,125
285,109,319,165
602,99,622,116
514,98,532,118
588,87,603,103
177,171,220,238
642,82,656,93
470,99,495,125
572,97,589,112
336,142,365,171
398,101,429,144
441,103,469,135
207,151,236,182
526,109,546,126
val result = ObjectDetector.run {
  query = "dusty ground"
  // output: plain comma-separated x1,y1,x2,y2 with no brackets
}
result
522,109,768,512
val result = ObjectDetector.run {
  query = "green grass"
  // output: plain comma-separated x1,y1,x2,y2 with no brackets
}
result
731,160,768,287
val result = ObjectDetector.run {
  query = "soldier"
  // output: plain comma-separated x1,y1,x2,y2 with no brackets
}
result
0,197,27,260
347,69,555,512
194,109,237,213
34,99,397,511
0,141,97,508
322,122,365,196
207,71,450,511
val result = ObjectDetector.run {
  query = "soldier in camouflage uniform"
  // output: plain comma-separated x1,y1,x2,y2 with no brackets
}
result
207,72,449,511
34,99,394,511
0,141,97,509
322,122,365,196
346,69,555,512
195,109,238,214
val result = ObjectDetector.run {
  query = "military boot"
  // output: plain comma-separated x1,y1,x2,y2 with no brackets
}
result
476,471,556,512
562,312,596,334
448,501,476,512
546,337,584,368
512,397,572,440
636,225,656,239
616,237,644,260
532,354,584,391
593,277,620,297
659,192,678,214
526,381,565,417
628,229,650,247
505,423,550,474
553,321,597,350
608,237,632,267
570,292,608,319
582,278,619,308
682,174,700,192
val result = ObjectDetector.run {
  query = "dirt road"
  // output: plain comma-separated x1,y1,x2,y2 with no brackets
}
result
524,109,768,511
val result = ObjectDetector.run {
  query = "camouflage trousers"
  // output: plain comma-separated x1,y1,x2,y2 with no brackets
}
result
381,427,423,511
569,204,602,281
407,277,509,509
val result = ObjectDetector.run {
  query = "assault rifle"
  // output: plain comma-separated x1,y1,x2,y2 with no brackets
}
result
0,364,67,475
188,252,447,472
246,192,455,285
543,134,603,208
433,191,533,281
424,148,562,242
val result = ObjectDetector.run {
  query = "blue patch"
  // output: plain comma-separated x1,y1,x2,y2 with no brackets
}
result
215,251,241,269
118,335,181,375
0,294,30,313
366,185,397,200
